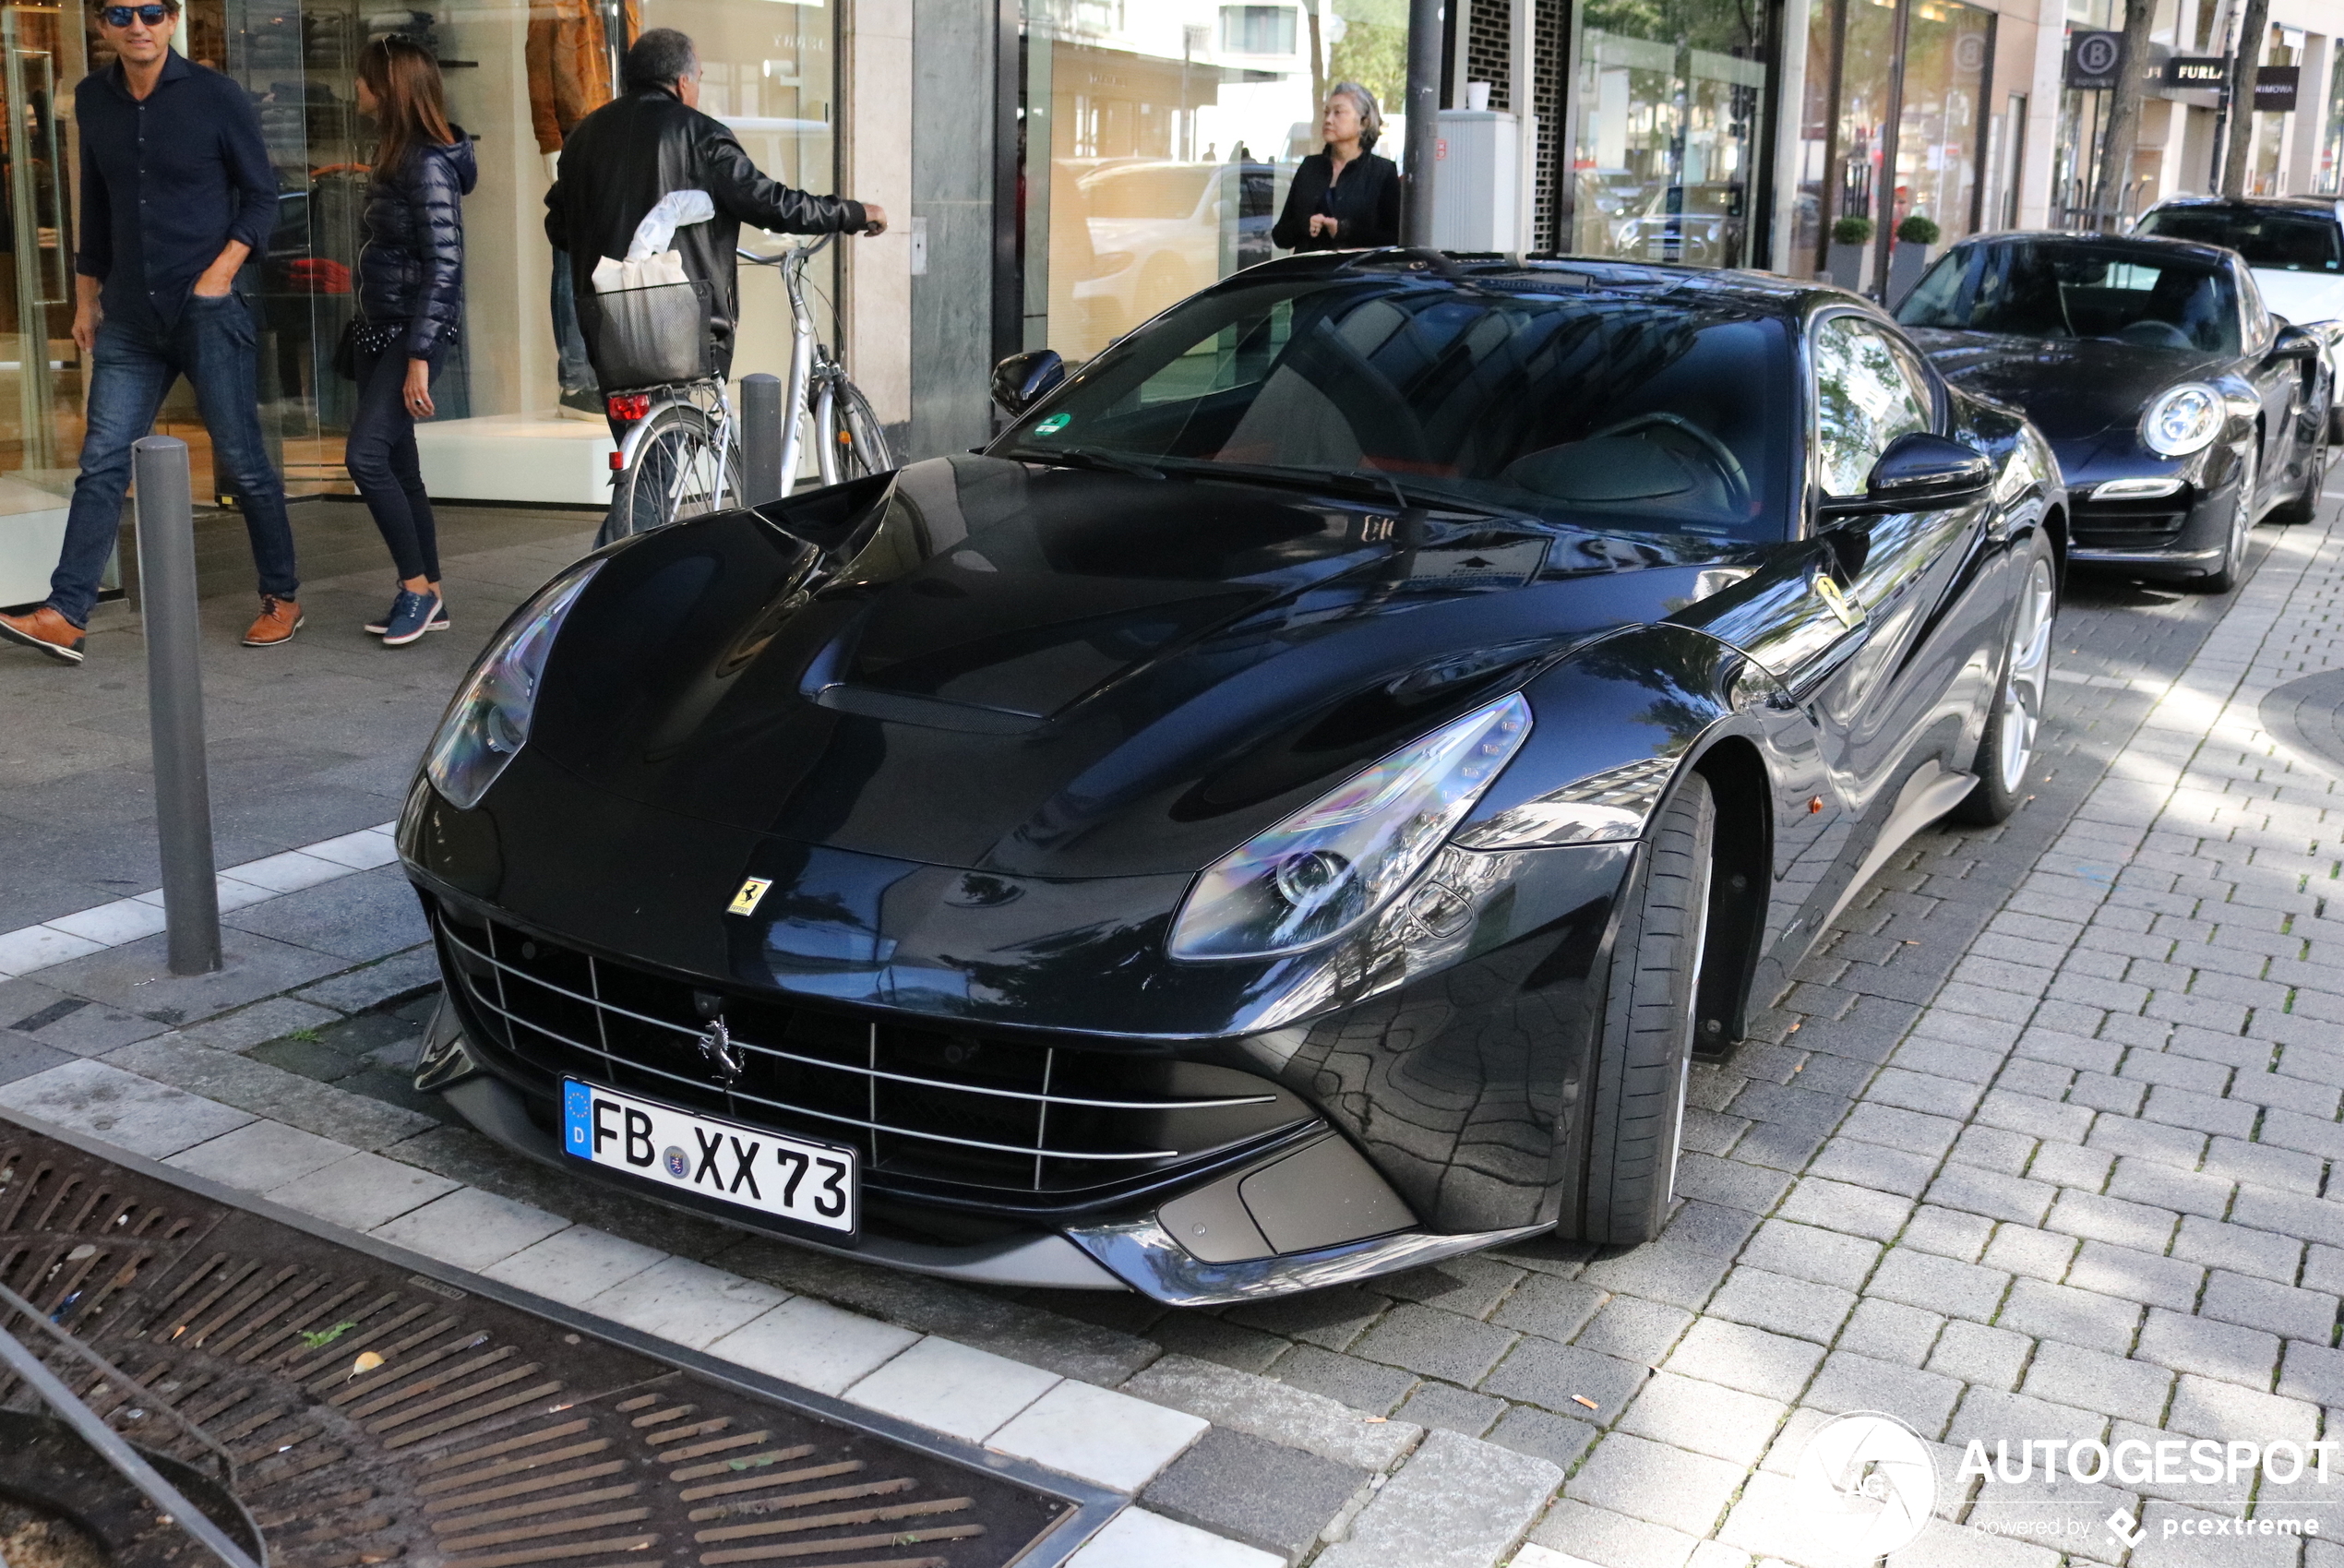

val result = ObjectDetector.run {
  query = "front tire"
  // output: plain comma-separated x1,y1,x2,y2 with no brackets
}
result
2195,446,2257,594
831,380,892,481
1951,536,2058,826
1582,770,1715,1246
2270,414,2329,525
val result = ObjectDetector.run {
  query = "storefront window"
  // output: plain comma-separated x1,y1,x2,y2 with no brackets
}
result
1019,0,1309,363
1568,0,1770,269
1791,0,1986,282
19,0,832,509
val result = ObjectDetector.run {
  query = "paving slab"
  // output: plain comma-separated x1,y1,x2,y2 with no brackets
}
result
1312,1429,1561,1568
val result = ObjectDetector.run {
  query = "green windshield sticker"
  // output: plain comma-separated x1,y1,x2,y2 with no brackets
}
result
1034,413,1071,436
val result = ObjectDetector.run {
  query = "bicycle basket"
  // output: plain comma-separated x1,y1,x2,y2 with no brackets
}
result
583,277,712,389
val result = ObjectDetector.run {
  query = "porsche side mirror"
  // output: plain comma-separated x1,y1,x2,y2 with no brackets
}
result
2271,324,2323,363
1824,431,1993,515
991,350,1067,416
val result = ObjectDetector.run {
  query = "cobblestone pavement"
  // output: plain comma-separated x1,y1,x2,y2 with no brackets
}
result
5,489,2344,1567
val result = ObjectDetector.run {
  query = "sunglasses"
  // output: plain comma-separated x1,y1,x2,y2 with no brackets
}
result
100,6,171,25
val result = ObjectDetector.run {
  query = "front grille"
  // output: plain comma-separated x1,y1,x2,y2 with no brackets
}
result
2073,499,2190,548
431,904,1312,1206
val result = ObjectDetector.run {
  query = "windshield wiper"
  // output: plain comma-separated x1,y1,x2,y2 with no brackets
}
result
1154,459,1501,517
1000,445,1164,480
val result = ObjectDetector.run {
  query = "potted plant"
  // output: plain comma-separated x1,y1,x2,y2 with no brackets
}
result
1888,214,1941,306
1827,216,1873,292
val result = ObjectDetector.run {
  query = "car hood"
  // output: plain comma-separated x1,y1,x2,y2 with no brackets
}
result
2252,268,2344,327
522,454,1740,880
1905,329,2230,443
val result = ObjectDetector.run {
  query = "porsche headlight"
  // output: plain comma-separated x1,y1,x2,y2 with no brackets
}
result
2141,383,2224,457
1168,695,1532,961
424,560,603,810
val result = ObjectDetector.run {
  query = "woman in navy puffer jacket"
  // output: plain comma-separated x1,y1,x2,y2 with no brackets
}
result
351,37,475,646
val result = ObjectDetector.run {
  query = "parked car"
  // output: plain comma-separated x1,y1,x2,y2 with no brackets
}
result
1897,231,2329,592
2135,196,2344,438
401,252,2063,1303
1067,159,1285,355
1609,183,1748,267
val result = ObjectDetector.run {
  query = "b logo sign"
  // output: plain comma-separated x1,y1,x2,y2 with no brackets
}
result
1793,1412,1940,1559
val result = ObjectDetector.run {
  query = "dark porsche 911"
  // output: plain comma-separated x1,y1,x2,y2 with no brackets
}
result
400,253,2063,1302
1896,231,2330,591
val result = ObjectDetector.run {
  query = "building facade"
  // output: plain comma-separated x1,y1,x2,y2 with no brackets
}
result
0,0,2339,593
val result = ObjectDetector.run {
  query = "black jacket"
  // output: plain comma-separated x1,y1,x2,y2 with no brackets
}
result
358,131,476,359
1272,150,1402,252
544,86,867,376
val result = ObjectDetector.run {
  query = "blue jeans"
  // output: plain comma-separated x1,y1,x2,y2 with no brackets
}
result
48,293,296,627
347,337,445,582
551,248,593,394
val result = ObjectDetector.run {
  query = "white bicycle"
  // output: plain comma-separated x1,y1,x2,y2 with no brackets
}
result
604,232,891,538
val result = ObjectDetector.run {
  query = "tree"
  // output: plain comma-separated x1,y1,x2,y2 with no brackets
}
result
2220,0,2273,196
2092,0,2159,227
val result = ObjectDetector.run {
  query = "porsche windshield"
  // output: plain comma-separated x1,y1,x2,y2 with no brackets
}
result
2135,206,2343,272
999,274,1792,539
1897,240,2241,355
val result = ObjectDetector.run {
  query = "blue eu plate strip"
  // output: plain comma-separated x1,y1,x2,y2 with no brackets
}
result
563,1080,592,1155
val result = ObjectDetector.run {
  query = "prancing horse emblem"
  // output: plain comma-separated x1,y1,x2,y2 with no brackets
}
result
698,1018,744,1084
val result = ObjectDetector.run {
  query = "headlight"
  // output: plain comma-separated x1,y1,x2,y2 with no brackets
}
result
2141,383,2224,457
1168,695,1532,961
424,560,603,809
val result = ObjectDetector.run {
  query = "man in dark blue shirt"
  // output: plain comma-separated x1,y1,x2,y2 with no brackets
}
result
0,0,301,664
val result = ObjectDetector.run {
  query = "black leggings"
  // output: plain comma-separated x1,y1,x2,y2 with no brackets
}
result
348,339,445,582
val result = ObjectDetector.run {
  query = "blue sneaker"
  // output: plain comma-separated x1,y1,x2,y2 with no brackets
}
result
367,592,448,637
380,590,445,646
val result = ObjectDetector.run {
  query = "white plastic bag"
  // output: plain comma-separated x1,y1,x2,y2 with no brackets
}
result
627,189,716,259
591,251,689,293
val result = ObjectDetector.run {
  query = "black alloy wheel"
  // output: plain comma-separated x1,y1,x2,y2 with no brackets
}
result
2270,413,2331,525
2196,445,2259,595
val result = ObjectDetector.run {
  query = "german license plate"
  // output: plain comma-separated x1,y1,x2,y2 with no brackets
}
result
561,1079,856,1234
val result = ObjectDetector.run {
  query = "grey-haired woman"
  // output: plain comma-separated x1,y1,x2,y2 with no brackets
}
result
1273,83,1401,251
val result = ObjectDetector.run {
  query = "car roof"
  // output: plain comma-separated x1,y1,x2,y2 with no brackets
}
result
1244,248,1853,321
1946,227,2242,269
2144,194,2342,217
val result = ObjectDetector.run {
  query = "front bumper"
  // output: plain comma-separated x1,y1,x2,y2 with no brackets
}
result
2066,461,2240,577
420,996,1546,1303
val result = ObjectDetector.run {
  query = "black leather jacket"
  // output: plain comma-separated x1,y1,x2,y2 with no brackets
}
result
544,86,867,376
358,130,476,360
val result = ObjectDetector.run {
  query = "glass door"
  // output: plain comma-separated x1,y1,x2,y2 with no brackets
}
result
1567,0,1771,269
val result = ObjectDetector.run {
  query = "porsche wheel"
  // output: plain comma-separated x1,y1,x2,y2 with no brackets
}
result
1582,770,1714,1245
1952,537,2057,826
2269,416,2329,525
2195,446,2257,594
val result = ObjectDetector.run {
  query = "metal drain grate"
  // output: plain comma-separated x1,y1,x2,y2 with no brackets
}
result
0,1125,1078,1568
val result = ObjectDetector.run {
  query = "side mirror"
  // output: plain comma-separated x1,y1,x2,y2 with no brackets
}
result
1824,431,1993,515
991,350,1066,417
2272,323,2323,363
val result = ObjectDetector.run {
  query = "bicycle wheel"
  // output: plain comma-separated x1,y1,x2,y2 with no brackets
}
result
608,403,744,539
829,379,892,480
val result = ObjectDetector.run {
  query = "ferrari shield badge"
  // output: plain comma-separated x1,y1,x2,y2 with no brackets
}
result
1815,573,1863,628
727,877,773,916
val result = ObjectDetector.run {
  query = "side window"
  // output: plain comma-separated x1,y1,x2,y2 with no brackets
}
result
1812,316,1932,497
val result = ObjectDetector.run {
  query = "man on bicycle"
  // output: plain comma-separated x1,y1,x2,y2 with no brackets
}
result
545,28,884,401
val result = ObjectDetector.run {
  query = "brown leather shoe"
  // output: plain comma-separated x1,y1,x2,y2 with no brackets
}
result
0,604,86,664
243,594,303,647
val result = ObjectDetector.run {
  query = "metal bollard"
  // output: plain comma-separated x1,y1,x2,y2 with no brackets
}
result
133,436,222,976
740,372,783,507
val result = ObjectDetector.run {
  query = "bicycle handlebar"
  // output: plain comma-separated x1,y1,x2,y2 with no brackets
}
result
737,231,836,268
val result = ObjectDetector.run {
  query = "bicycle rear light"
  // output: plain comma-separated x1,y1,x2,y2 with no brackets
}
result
607,393,652,422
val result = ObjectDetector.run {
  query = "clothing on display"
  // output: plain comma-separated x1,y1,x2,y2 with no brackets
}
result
527,0,639,153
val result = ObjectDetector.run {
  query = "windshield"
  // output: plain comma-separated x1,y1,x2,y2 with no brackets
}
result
997,273,1792,539
2136,206,2343,272
1896,241,2241,355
